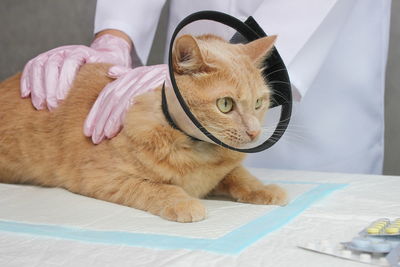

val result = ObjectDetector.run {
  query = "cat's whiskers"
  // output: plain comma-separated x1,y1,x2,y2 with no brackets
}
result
262,124,308,130
268,81,291,85
264,68,287,78
261,126,308,143
268,94,291,108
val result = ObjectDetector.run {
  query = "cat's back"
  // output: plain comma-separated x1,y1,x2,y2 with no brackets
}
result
0,63,112,184
0,63,112,126
59,63,113,123
0,73,37,122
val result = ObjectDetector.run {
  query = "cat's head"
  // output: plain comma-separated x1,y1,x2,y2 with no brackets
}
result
172,34,276,147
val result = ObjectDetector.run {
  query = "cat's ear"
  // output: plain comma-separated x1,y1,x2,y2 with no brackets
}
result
173,35,214,74
243,35,277,66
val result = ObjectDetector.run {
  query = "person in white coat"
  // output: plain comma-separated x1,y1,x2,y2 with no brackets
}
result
23,0,392,174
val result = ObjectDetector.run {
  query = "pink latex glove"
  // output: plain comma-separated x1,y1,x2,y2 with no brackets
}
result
20,34,131,110
84,64,169,144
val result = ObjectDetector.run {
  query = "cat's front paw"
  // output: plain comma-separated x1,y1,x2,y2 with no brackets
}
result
237,184,288,206
160,198,207,223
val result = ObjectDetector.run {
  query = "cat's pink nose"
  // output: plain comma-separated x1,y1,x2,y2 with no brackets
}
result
246,130,260,140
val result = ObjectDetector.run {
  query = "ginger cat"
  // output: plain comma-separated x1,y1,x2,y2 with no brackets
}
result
0,34,287,222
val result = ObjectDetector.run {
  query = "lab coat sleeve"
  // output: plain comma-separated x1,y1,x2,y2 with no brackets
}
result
252,0,355,100
94,0,167,65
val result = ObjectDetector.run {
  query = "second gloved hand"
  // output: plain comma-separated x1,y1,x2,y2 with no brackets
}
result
84,64,169,144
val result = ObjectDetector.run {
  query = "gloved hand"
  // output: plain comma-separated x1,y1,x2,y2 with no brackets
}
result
20,34,132,110
84,64,169,144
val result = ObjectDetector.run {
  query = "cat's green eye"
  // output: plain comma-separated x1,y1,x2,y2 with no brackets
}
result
255,98,263,110
217,97,234,113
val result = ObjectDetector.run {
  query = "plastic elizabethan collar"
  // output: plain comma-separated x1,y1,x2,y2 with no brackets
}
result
162,11,292,153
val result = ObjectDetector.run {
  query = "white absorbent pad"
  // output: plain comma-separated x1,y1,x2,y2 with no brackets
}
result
0,179,345,254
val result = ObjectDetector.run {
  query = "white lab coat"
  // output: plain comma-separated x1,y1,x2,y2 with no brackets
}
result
94,0,391,174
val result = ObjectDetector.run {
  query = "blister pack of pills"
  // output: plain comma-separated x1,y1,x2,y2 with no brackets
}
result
299,240,393,266
363,218,400,236
343,237,395,254
298,218,400,266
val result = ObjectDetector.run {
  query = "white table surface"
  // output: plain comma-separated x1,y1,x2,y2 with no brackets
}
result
1,168,399,267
